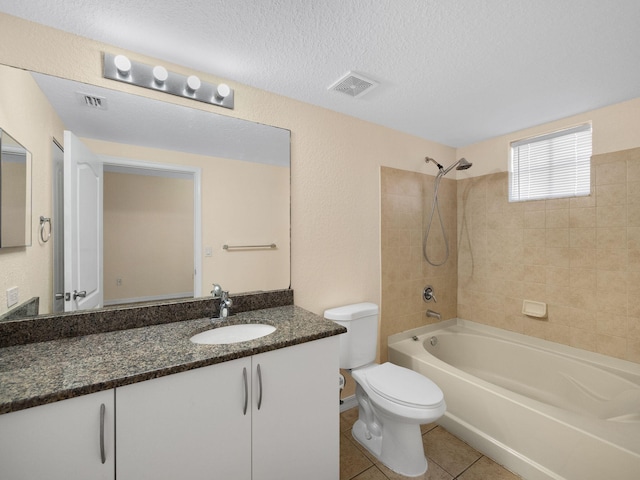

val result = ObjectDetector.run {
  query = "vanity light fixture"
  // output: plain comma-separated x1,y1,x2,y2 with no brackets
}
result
152,65,169,86
186,75,201,93
113,54,132,76
103,52,234,109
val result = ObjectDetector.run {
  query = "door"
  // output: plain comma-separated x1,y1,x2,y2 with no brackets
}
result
116,358,252,480
52,139,65,313
0,390,115,480
252,336,340,480
64,130,103,311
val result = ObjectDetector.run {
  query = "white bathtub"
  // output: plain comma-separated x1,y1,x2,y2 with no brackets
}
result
388,319,640,480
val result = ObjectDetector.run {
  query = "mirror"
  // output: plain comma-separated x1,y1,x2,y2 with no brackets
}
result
0,63,290,321
0,128,31,248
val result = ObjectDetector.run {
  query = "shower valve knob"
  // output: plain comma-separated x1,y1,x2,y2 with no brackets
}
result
423,286,437,303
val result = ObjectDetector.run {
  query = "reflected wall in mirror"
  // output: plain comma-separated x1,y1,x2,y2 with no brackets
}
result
0,62,290,320
0,128,31,248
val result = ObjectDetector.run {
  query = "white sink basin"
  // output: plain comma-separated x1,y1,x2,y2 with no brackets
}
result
190,323,276,345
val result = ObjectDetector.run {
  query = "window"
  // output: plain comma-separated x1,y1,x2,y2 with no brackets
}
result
509,124,592,202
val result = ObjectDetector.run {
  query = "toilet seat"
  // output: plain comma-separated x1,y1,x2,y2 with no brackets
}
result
366,362,444,408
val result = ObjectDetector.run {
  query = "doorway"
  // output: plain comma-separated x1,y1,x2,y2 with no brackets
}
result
52,140,202,311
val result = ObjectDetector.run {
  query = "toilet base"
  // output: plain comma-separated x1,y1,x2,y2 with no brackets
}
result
352,418,428,477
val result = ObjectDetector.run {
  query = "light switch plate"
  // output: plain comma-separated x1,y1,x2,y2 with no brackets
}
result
7,286,19,308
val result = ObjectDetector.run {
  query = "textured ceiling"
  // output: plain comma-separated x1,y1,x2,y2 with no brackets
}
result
1,0,639,147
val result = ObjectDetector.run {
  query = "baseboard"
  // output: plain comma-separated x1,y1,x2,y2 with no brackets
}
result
340,394,358,413
104,292,193,306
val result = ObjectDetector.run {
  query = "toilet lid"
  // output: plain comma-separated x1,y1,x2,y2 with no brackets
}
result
367,363,444,408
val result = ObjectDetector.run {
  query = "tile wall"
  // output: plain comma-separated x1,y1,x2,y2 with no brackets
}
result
381,148,640,365
457,147,640,363
380,167,458,362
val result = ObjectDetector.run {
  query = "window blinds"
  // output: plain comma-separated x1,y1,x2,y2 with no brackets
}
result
509,124,592,202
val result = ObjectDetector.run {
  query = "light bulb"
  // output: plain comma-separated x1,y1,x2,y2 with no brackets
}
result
152,66,168,85
114,55,131,76
215,83,231,99
186,75,201,93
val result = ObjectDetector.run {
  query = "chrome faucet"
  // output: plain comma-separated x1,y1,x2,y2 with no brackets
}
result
426,309,441,320
211,283,233,323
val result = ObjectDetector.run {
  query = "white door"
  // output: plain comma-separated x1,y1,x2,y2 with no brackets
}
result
0,390,115,480
64,130,103,311
252,336,340,480
116,358,252,480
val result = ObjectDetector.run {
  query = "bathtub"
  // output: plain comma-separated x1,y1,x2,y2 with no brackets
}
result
388,319,640,480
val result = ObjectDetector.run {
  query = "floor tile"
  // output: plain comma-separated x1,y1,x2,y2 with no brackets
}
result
351,465,389,480
340,432,374,480
375,458,453,480
422,427,482,478
457,456,522,480
341,407,359,433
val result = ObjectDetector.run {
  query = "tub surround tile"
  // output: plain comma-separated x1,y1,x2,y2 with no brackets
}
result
382,150,640,366
0,304,345,415
0,289,293,348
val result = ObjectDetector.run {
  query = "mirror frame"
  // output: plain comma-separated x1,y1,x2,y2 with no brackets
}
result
0,62,291,322
0,127,32,248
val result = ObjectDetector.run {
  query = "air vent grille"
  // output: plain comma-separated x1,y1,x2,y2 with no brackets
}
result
77,92,107,109
329,71,378,98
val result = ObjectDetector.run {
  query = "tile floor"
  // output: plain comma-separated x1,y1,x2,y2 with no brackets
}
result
340,407,522,480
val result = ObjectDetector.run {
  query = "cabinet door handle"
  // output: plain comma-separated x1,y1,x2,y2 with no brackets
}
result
242,367,248,415
99,403,106,464
257,363,263,410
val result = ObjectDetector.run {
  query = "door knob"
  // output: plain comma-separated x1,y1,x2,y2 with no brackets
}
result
73,290,87,300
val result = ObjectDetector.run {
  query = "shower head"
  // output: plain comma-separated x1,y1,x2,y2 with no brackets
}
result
455,158,472,170
440,157,473,176
426,156,473,176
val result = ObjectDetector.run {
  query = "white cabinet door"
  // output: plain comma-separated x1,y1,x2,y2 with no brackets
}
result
116,357,252,480
0,390,115,480
251,336,340,480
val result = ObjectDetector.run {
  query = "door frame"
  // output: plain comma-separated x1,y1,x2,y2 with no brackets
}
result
100,155,203,299
52,148,203,308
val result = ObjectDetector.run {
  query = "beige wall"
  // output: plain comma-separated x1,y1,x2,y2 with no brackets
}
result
0,13,451,318
103,172,194,303
0,63,64,315
87,139,290,296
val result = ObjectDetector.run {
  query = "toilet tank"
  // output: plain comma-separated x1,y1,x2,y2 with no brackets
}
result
324,303,379,369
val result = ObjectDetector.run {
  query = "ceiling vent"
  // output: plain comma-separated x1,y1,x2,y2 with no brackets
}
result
76,92,107,110
329,71,378,98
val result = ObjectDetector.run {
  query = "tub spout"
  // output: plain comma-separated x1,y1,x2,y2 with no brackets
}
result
426,309,441,320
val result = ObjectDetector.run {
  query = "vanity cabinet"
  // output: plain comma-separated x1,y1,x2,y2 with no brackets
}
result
0,390,115,480
116,335,339,480
116,356,253,480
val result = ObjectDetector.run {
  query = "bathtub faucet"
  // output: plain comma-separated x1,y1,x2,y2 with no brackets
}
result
426,309,441,320
211,283,233,323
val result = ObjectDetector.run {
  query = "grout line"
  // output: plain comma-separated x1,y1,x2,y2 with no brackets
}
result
452,455,484,479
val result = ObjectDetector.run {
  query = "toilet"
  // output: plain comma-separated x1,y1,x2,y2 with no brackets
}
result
325,302,446,477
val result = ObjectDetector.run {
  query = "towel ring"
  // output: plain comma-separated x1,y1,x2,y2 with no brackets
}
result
39,216,52,243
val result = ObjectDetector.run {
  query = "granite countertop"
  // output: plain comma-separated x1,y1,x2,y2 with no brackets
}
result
0,305,345,415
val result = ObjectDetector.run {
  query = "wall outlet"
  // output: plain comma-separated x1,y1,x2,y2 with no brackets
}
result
116,278,122,287
7,286,19,308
